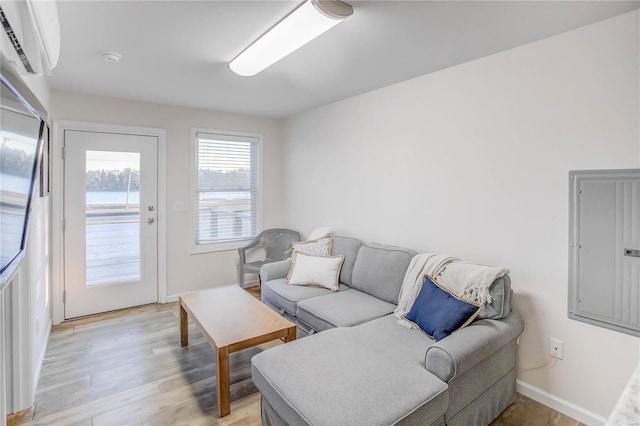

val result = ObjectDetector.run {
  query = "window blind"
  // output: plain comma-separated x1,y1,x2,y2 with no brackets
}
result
195,132,258,245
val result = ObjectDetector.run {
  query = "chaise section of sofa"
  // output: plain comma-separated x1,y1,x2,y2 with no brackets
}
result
252,315,449,426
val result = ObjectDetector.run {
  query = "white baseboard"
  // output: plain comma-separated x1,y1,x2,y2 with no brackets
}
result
164,280,260,304
166,294,179,303
516,380,607,426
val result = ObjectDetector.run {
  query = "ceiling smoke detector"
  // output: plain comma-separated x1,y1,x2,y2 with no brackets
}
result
101,52,121,63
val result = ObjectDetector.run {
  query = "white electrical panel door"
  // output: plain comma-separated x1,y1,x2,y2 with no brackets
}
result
569,169,640,337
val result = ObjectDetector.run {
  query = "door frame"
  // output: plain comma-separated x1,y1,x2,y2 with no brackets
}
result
51,120,167,325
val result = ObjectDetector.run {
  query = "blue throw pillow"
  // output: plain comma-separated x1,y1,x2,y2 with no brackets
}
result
404,277,480,341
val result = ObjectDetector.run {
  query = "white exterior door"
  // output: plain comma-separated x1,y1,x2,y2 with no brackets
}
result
63,130,158,319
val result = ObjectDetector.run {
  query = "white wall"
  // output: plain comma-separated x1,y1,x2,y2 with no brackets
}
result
22,74,52,112
22,74,55,399
282,10,639,423
27,177,52,388
1,68,52,418
50,92,285,298
21,72,53,393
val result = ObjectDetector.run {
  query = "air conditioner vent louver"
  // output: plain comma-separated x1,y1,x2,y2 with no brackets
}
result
0,0,60,76
0,6,35,73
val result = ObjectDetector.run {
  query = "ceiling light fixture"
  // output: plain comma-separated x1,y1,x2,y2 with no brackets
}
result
229,0,353,77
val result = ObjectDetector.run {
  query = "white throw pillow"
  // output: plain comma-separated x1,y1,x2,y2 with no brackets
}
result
287,236,333,280
307,227,336,241
287,252,345,291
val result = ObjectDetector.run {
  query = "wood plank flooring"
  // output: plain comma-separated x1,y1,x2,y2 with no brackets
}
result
9,287,583,426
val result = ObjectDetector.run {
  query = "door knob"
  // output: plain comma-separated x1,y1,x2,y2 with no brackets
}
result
147,217,155,224
148,205,155,211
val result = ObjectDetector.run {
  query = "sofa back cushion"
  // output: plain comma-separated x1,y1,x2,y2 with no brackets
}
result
331,236,364,286
350,243,416,304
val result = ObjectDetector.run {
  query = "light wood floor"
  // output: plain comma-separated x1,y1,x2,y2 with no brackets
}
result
9,288,583,426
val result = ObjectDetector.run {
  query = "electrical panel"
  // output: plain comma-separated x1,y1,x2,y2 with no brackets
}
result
568,169,640,336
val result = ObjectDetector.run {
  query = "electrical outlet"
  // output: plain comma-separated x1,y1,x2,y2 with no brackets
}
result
549,338,563,359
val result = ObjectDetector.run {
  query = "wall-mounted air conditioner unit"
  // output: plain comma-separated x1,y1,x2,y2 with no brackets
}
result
0,0,60,76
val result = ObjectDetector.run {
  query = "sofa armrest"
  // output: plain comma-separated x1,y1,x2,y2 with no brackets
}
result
260,259,292,283
425,310,524,382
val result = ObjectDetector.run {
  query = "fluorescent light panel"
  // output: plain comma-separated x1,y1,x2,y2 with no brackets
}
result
229,0,352,77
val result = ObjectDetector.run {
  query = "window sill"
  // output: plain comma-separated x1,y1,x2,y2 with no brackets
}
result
191,239,252,255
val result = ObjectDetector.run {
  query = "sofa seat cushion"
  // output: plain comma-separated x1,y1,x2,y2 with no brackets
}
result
252,318,448,426
296,289,397,332
262,278,349,316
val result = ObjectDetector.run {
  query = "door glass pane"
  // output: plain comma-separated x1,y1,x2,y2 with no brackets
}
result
85,150,140,286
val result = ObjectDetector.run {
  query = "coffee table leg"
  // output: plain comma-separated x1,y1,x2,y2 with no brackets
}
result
285,325,296,343
216,346,230,417
180,300,188,347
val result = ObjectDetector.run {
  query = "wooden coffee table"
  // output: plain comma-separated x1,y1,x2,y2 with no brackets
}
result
179,285,296,417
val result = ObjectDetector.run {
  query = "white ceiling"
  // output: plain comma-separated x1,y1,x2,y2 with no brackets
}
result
49,1,639,119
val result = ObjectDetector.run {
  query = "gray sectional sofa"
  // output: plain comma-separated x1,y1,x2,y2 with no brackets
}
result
251,236,524,426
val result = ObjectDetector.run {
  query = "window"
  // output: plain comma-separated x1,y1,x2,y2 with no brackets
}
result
192,129,260,251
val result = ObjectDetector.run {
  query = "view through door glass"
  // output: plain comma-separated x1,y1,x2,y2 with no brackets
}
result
85,150,141,285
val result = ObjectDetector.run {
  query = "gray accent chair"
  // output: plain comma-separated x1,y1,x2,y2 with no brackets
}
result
237,228,300,287
253,236,524,425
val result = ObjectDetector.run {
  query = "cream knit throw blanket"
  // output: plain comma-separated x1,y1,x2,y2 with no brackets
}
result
394,253,457,325
437,261,510,306
394,254,510,328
